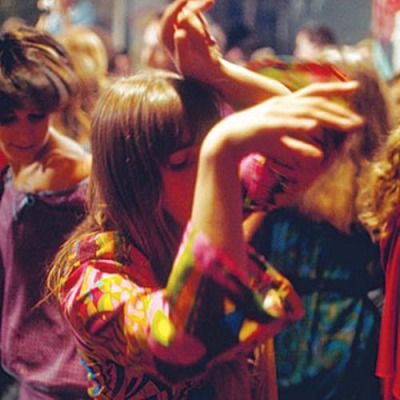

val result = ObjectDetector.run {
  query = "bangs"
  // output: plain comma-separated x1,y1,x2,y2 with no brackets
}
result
0,91,22,114
0,65,67,114
141,76,222,165
0,27,78,114
90,73,222,202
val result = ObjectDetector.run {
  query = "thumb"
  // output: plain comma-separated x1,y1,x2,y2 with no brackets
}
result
281,135,324,160
160,0,189,54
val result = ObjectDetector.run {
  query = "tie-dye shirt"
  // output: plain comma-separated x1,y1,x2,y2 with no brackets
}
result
251,208,383,400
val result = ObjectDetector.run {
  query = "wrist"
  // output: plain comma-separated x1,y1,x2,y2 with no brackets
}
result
203,59,232,87
200,120,244,169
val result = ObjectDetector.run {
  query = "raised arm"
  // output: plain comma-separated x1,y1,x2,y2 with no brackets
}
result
191,81,364,267
160,0,290,109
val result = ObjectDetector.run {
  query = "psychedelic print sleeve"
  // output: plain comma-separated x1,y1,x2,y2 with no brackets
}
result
61,226,302,383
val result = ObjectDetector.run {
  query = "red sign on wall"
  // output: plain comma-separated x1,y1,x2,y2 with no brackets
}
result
373,0,400,40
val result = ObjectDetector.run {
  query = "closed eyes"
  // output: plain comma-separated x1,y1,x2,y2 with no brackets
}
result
0,112,47,125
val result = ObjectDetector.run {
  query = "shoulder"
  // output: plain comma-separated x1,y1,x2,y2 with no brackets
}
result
66,231,153,282
46,150,91,189
41,133,92,192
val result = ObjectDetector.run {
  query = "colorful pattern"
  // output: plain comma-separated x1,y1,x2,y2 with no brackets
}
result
240,153,281,212
251,209,383,400
247,58,349,92
60,225,303,399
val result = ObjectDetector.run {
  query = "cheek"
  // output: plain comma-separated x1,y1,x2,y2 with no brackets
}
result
0,128,13,154
34,119,51,141
161,168,197,225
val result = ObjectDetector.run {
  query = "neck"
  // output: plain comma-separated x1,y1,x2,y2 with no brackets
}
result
10,132,54,176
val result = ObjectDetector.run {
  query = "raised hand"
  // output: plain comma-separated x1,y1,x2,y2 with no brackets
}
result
160,0,221,81
160,0,290,108
191,80,363,264
206,80,362,168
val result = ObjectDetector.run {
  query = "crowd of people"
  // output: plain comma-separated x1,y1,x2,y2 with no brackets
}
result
0,0,399,399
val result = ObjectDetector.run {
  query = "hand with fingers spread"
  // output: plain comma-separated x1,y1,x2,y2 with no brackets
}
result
191,80,364,264
204,80,363,166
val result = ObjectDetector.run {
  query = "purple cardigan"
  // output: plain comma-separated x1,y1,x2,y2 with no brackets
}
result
0,168,88,399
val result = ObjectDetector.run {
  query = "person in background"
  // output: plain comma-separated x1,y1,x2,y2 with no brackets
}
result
0,26,91,399
359,125,400,400
224,22,261,65
53,25,109,149
36,0,96,34
387,71,400,126
139,8,177,71
250,44,393,400
45,1,364,399
0,17,27,34
294,22,337,61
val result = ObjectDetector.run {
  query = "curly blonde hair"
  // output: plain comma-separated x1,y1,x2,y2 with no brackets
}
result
53,26,109,147
358,126,400,240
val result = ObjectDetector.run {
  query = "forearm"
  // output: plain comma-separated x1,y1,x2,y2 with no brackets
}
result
191,127,246,268
243,211,267,241
210,59,290,110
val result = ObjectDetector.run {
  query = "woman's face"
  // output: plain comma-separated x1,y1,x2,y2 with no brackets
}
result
0,106,51,169
160,145,200,226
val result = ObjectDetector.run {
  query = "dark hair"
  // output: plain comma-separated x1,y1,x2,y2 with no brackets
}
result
299,23,337,46
0,26,78,116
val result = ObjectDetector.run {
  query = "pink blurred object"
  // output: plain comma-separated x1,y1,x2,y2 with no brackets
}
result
239,153,280,209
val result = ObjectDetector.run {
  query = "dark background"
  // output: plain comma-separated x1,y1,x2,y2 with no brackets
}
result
0,0,372,56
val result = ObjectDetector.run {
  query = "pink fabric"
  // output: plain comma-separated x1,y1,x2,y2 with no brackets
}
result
0,170,88,399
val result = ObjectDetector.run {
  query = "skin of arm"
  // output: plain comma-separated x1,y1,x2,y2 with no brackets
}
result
191,82,364,267
243,211,268,242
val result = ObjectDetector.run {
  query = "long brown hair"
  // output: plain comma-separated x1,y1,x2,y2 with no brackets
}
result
48,70,221,295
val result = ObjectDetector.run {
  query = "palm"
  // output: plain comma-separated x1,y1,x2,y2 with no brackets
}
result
161,0,220,82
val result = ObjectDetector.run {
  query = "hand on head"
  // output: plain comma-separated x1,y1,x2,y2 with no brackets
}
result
204,79,363,199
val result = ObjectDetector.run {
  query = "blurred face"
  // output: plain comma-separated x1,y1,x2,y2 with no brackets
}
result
160,145,200,226
0,106,51,169
294,32,320,61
